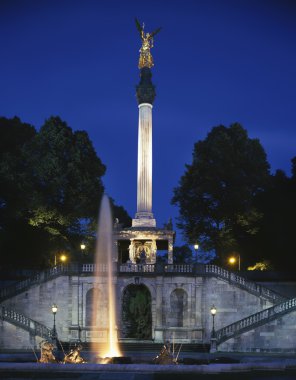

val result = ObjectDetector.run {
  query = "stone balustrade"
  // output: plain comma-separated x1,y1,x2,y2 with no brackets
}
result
0,263,286,305
205,265,285,304
1,306,52,339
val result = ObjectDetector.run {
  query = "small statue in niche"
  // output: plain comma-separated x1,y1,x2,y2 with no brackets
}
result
139,249,147,264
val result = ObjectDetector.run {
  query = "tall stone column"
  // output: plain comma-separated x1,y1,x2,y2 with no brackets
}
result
132,67,156,227
136,103,153,217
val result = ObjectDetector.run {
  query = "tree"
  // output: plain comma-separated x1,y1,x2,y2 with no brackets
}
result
23,116,106,242
173,245,193,264
0,116,36,225
172,123,270,265
248,160,296,270
0,117,40,269
0,116,130,269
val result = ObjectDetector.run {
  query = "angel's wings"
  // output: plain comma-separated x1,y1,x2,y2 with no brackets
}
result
135,18,143,34
135,18,162,39
149,27,162,39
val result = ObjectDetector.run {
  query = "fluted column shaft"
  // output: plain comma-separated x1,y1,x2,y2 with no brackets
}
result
137,103,152,214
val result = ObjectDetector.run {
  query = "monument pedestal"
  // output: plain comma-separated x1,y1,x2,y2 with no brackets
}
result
114,227,175,264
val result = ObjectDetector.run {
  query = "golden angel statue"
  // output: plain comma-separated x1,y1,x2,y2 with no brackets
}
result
135,18,161,69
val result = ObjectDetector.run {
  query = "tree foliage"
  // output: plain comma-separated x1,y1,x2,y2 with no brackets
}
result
0,116,130,269
173,245,193,264
172,123,270,264
23,116,106,240
249,161,296,270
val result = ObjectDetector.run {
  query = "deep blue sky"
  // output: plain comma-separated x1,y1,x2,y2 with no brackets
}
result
1,0,295,244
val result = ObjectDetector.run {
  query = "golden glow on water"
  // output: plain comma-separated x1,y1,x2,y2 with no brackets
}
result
91,195,122,359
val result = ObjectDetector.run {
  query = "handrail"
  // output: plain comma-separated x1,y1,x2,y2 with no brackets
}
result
216,297,296,345
204,265,286,304
1,306,52,339
0,264,77,302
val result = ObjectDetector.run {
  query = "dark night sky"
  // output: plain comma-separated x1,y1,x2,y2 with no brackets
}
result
1,0,295,244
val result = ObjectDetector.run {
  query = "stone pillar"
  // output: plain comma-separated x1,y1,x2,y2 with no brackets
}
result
137,104,153,214
128,239,136,263
154,277,164,342
132,67,156,228
71,277,79,326
133,103,156,227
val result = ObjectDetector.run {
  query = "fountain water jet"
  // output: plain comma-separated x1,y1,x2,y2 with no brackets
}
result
91,194,121,359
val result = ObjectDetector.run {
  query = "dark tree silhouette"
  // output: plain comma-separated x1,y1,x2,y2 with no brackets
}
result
172,123,270,266
0,116,130,269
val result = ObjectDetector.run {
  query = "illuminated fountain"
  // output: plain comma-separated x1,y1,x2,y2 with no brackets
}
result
91,194,121,360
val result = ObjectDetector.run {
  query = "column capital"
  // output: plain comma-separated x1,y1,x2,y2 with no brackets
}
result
136,67,156,105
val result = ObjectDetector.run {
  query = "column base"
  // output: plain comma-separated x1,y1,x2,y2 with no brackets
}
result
210,337,217,353
132,212,156,227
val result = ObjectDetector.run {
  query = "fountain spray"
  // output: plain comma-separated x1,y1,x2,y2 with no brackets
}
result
91,194,121,359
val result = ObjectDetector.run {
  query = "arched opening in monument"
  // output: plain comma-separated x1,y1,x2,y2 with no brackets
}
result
169,289,188,327
121,284,152,339
85,288,102,326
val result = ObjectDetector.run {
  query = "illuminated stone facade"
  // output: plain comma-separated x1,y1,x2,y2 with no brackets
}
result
1,267,296,352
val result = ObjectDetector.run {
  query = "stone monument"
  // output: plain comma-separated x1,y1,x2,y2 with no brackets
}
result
114,20,175,264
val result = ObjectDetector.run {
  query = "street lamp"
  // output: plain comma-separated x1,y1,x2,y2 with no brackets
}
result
210,305,217,353
54,253,68,267
80,243,86,265
51,304,58,344
78,243,86,342
228,254,241,271
193,243,199,263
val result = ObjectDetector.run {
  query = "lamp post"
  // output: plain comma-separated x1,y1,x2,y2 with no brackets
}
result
80,243,86,266
210,305,217,353
54,253,67,268
51,304,58,345
78,243,86,342
193,243,199,264
228,254,241,271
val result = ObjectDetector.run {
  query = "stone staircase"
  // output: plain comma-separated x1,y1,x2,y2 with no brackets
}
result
0,263,289,348
204,265,286,304
0,305,52,339
216,297,296,345
0,264,78,302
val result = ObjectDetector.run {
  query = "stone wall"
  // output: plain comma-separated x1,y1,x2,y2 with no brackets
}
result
219,309,296,352
2,275,72,342
0,272,295,351
0,319,42,349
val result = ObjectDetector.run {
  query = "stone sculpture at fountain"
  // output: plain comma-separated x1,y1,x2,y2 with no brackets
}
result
63,344,86,364
153,341,177,365
39,340,57,363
